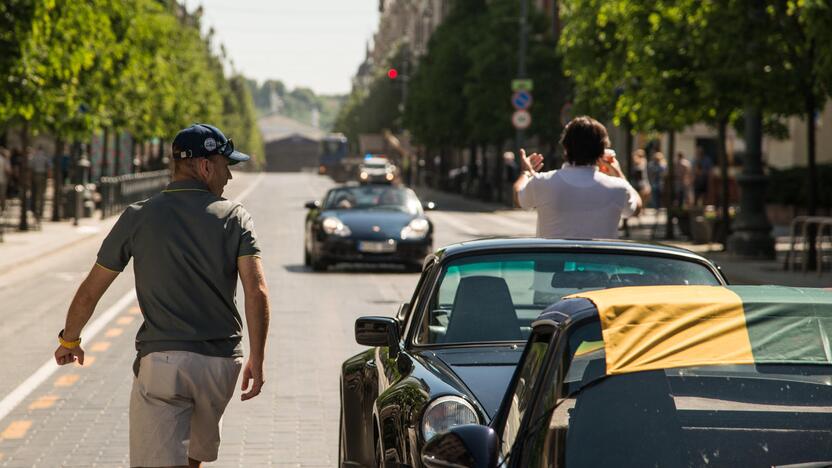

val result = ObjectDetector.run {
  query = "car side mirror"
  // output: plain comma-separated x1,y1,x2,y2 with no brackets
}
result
305,200,320,210
422,424,499,468
422,201,436,211
355,316,401,358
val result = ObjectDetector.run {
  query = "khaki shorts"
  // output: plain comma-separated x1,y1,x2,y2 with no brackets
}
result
130,351,242,467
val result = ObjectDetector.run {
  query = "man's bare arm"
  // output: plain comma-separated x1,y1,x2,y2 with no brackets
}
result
238,255,270,401
54,264,119,365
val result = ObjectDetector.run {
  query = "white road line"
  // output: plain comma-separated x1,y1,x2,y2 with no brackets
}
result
429,211,482,237
0,289,135,425
0,171,264,425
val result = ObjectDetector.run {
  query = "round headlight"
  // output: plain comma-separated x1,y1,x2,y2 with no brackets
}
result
322,217,351,236
401,218,430,240
421,396,480,442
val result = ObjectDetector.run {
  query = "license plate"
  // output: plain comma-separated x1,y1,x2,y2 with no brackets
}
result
358,240,396,253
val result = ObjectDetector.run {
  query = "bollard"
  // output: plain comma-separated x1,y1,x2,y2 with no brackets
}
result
73,184,84,227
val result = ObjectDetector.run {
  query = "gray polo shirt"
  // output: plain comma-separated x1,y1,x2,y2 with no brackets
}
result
96,179,260,372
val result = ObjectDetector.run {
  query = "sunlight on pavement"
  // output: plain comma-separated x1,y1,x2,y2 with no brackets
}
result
75,356,95,367
90,342,111,352
128,306,141,315
105,327,123,337
1,420,32,439
54,375,79,387
28,395,58,410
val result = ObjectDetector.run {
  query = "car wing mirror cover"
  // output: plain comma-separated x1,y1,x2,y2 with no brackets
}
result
355,316,401,357
305,200,321,210
421,424,499,468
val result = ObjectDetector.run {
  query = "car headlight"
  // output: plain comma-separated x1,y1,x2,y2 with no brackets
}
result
385,173,394,181
400,218,429,240
322,217,351,237
360,172,368,180
421,396,480,442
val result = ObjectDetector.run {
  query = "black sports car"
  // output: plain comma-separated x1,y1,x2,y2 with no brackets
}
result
304,184,434,271
339,238,728,468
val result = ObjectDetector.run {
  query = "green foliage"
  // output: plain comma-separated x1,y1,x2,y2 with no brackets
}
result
245,79,345,131
0,1,264,167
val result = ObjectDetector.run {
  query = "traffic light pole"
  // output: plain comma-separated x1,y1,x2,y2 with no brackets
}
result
515,0,528,151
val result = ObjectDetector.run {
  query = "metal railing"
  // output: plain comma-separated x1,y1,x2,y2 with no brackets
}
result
99,170,170,218
783,215,832,275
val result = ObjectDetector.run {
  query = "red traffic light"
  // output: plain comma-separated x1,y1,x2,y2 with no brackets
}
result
387,68,398,80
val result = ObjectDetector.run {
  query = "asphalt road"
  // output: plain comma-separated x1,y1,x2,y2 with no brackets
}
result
0,172,535,467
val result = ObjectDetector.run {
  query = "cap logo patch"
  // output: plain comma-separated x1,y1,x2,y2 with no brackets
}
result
204,137,217,152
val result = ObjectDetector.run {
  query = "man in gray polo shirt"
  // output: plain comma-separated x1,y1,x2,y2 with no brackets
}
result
54,123,270,468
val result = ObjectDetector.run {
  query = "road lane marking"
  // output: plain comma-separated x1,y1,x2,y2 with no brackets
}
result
54,375,79,387
90,342,111,352
428,211,482,237
0,288,136,425
1,420,32,439
105,327,123,337
234,172,265,203
75,356,95,367
116,316,135,325
28,395,58,410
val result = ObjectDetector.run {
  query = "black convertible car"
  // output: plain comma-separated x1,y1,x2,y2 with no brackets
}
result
339,238,728,468
304,184,434,271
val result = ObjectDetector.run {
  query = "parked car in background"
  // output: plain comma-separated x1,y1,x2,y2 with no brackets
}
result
358,156,397,184
423,285,832,468
340,239,727,468
304,184,433,271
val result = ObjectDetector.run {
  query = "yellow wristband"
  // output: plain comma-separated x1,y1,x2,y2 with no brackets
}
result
58,330,81,349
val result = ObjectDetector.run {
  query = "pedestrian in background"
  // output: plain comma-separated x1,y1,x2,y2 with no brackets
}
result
674,151,693,208
513,115,642,239
647,151,667,209
693,146,712,206
29,145,52,220
631,149,651,209
54,123,270,468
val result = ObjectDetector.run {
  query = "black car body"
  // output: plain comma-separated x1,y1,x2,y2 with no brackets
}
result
423,285,832,468
304,184,433,271
339,238,728,468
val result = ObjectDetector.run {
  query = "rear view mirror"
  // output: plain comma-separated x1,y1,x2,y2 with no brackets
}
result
422,424,498,468
305,200,321,210
355,316,401,357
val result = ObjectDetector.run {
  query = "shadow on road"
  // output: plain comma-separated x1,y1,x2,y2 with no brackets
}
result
283,264,420,275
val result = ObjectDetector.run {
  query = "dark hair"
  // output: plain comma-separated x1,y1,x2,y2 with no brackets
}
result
559,116,610,166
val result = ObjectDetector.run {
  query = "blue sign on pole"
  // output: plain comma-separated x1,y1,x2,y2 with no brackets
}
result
511,90,533,110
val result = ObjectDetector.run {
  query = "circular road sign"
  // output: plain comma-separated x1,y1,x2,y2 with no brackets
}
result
512,110,532,130
511,90,533,110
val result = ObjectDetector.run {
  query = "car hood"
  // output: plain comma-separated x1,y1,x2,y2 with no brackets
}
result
415,346,524,420
322,210,418,237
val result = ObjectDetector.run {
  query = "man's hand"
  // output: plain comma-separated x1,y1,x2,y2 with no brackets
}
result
597,149,625,178
519,149,544,175
54,344,84,366
240,358,264,401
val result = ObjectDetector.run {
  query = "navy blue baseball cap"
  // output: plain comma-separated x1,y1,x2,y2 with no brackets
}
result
172,123,250,165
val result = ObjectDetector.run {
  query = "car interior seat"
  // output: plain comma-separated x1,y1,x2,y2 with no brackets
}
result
443,276,522,343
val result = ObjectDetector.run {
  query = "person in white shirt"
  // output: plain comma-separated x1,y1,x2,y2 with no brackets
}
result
513,116,642,239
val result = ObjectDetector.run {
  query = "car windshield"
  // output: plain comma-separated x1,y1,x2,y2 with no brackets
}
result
413,252,720,345
323,186,421,214
517,321,832,468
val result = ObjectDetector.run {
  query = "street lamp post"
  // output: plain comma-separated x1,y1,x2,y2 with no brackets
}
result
726,107,775,258
515,0,528,152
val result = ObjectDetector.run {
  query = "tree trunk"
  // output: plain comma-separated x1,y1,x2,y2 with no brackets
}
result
52,137,64,221
18,122,30,231
114,131,121,176
101,128,110,178
806,90,818,269
665,131,676,240
716,118,730,246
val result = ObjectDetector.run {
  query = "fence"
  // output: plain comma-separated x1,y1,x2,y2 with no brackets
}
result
99,170,170,218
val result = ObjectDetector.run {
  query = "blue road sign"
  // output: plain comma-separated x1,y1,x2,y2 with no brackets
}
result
511,90,533,110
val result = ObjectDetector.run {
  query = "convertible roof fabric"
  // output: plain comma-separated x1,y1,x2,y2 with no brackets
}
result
566,286,832,375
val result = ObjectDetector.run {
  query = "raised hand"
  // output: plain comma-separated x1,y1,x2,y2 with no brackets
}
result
519,149,544,174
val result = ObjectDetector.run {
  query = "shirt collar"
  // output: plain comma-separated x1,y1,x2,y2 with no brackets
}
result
164,179,210,192
561,162,598,171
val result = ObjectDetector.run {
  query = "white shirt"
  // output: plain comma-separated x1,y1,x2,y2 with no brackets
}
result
517,164,640,239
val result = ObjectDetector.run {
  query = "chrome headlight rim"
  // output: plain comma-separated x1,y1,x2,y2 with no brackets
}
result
322,216,352,237
421,395,481,442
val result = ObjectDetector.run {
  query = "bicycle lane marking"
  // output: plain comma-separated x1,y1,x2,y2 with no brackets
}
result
0,170,265,427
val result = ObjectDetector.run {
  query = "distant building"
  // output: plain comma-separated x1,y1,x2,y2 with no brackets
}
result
259,113,326,172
